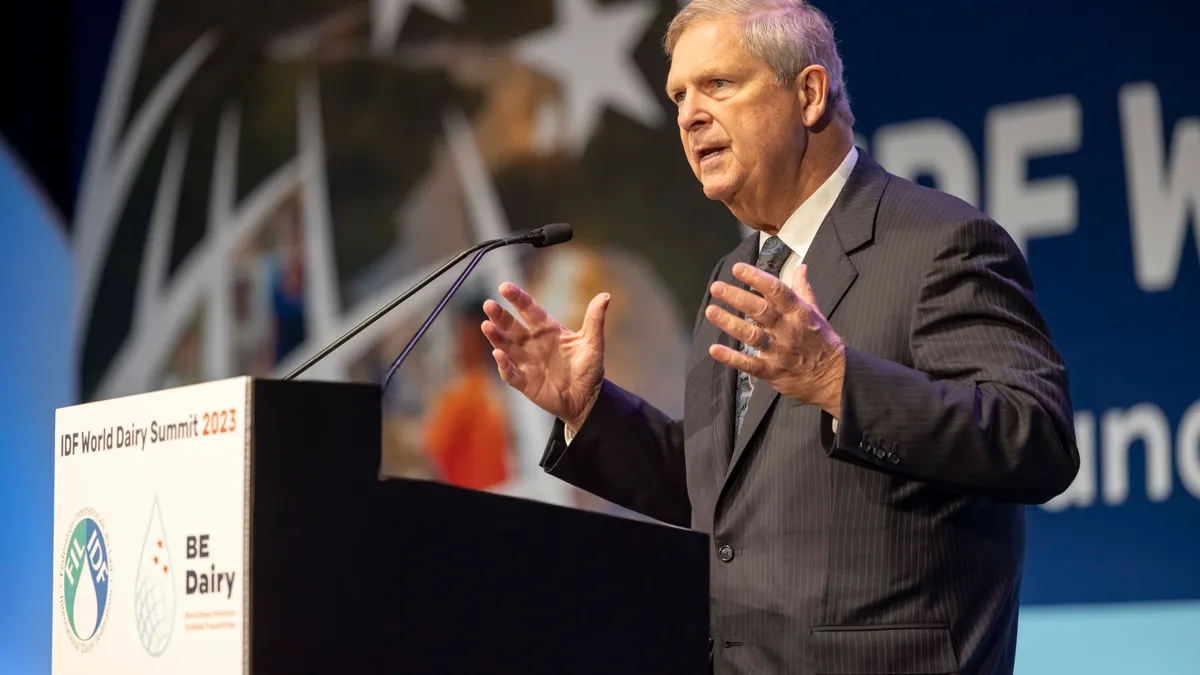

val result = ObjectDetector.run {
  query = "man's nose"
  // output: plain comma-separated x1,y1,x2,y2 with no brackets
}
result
677,96,710,131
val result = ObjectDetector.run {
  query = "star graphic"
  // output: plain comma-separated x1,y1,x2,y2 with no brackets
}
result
515,0,665,155
154,555,159,565
163,565,169,574
370,0,466,54
157,540,162,549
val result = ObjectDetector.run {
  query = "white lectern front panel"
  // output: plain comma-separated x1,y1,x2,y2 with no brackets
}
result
52,376,252,674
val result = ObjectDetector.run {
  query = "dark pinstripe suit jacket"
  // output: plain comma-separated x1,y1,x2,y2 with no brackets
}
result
540,151,1079,675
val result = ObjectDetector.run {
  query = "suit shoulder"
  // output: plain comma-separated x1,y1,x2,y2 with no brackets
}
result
878,171,988,227
875,172,1022,257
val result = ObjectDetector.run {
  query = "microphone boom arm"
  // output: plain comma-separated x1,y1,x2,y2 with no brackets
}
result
280,223,571,384
282,239,496,381
380,239,506,392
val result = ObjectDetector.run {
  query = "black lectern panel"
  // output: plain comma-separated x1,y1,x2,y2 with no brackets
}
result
248,379,383,675
372,478,710,675
243,380,710,675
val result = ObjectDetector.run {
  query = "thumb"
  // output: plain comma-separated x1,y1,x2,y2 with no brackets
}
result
582,292,611,345
792,264,821,313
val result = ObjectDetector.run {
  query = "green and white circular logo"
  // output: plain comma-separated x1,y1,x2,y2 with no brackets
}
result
58,508,113,653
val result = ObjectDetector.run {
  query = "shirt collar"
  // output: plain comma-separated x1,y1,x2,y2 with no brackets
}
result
759,145,859,253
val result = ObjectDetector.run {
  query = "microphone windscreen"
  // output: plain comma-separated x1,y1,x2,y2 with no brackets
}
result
535,223,573,247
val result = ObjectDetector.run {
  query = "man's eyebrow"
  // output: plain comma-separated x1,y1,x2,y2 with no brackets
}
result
665,69,723,96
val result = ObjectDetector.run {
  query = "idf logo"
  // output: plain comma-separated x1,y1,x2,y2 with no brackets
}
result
59,508,113,652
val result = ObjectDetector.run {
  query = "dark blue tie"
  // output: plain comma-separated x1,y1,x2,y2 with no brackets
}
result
734,235,793,437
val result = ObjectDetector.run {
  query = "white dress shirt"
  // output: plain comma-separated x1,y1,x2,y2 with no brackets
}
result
760,145,858,286
565,146,859,442
755,146,857,435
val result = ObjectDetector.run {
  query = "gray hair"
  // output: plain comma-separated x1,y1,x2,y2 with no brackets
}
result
664,0,854,126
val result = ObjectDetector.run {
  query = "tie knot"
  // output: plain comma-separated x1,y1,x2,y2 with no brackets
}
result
757,236,792,276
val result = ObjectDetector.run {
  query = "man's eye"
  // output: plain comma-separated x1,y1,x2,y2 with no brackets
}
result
674,92,686,103
712,79,729,88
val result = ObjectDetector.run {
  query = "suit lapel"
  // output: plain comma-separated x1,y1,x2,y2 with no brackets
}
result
709,234,759,477
718,151,889,499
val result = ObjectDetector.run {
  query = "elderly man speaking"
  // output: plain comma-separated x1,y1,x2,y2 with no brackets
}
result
481,1,1079,672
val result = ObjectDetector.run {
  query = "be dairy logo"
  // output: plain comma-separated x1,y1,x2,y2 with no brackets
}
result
134,495,175,656
59,508,113,653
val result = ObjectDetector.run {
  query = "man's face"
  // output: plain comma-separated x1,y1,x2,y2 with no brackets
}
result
666,17,808,209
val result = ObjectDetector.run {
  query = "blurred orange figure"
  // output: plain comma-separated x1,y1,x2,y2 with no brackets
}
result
424,304,512,490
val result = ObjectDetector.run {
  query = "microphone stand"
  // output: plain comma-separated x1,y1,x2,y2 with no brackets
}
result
282,239,497,381
282,223,571,385
380,239,506,391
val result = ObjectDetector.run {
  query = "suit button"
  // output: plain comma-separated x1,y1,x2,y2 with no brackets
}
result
875,448,886,459
717,544,735,562
889,453,900,464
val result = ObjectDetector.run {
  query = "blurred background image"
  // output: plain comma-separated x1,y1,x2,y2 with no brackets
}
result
2,0,1199,672
55,0,726,507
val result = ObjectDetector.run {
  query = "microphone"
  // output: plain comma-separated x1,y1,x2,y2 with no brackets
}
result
503,222,573,248
282,223,573,382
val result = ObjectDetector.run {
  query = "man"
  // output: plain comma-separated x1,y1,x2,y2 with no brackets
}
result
480,1,1079,673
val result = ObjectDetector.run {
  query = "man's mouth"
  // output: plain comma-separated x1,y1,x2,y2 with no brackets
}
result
697,146,728,163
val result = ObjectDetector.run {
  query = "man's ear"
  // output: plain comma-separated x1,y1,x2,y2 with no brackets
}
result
794,65,830,127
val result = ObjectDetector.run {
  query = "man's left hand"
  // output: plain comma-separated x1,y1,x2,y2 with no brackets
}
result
705,263,846,418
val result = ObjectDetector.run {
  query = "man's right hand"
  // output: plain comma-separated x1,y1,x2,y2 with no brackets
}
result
481,282,611,430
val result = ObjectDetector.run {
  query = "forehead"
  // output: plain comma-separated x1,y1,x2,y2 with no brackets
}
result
666,18,754,86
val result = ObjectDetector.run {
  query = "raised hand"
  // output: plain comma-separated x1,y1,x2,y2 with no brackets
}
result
704,263,846,417
481,282,611,429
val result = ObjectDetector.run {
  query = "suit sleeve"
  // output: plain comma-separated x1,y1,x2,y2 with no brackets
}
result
537,256,729,527
822,218,1079,504
540,380,690,526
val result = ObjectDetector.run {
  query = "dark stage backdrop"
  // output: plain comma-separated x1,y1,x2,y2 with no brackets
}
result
2,0,1198,672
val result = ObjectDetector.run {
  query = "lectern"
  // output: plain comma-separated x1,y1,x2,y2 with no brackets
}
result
52,377,710,674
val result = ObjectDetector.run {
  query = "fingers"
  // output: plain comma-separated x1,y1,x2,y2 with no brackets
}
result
482,295,529,387
498,282,551,329
483,298,530,343
582,293,612,345
483,321,528,390
491,349,526,390
708,343,767,378
732,263,800,313
705,304,769,350
480,319,514,352
711,279,780,327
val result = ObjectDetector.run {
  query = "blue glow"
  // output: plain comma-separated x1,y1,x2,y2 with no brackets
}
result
1016,601,1200,674
0,140,74,675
